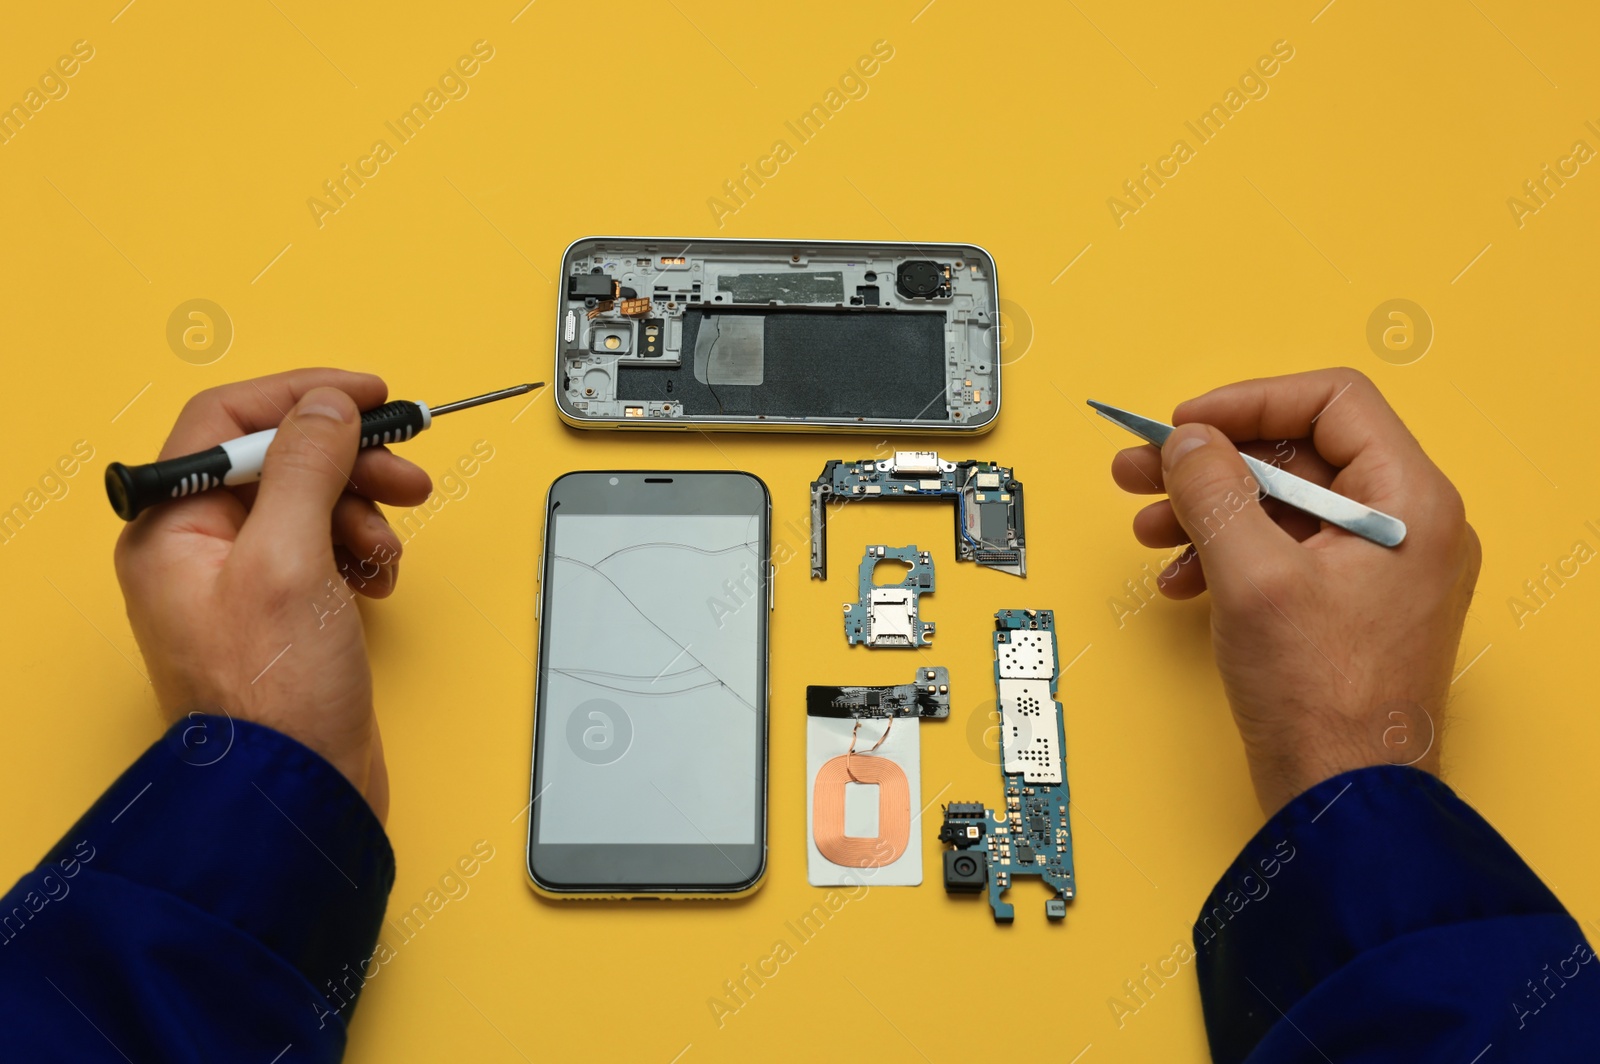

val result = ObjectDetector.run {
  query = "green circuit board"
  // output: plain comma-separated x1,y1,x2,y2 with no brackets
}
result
940,609,1075,922
809,451,1026,580
844,545,935,648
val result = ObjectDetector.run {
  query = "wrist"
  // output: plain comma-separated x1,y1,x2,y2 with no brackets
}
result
160,697,385,824
1248,733,1442,816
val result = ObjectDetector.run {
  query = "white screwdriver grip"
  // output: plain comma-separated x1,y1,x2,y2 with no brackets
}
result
220,428,278,486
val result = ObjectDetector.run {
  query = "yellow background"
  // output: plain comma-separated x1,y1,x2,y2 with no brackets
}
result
3,1,1598,1060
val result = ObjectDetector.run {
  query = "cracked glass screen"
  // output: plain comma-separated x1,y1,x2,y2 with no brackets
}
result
537,512,761,845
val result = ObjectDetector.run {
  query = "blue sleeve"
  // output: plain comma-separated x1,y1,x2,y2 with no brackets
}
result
1194,765,1600,1063
0,715,394,1063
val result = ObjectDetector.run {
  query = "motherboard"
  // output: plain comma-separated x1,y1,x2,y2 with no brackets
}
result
940,609,1075,922
809,451,1026,580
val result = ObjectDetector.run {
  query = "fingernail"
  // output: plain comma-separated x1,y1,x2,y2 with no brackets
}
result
1165,425,1208,464
298,392,352,423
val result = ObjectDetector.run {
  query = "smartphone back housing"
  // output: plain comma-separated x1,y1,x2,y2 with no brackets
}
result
555,236,1001,433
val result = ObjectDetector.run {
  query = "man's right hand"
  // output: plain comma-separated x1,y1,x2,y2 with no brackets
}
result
113,369,432,822
1109,368,1481,815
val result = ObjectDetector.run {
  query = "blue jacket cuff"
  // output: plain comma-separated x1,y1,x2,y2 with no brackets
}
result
1192,765,1570,1063
43,714,394,1011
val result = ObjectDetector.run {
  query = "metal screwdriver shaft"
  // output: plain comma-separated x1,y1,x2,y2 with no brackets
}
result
428,383,540,417
105,382,542,521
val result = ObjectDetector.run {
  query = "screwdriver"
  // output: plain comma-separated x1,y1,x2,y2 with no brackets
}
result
105,382,542,521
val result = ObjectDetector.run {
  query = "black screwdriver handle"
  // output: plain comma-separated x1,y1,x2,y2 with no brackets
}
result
105,446,235,521
358,400,430,448
105,400,431,522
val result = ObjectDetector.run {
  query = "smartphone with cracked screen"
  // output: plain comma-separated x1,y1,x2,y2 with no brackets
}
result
526,471,770,898
554,236,1001,433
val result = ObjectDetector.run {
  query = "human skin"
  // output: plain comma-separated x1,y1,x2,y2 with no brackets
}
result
114,369,433,822
1109,368,1481,815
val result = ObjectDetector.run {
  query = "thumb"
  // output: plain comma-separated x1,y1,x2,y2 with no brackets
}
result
1162,423,1289,577
244,387,360,556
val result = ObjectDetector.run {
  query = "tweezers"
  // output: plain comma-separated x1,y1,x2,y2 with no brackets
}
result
1087,400,1407,548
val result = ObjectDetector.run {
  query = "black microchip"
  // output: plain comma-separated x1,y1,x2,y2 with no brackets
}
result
939,808,987,848
865,690,880,708
1016,844,1038,863
1029,816,1047,835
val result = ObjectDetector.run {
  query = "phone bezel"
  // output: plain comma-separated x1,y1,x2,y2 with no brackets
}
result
526,470,770,897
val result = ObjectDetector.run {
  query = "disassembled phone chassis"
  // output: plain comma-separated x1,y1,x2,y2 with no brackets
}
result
941,610,1075,922
557,239,1000,431
810,451,1026,580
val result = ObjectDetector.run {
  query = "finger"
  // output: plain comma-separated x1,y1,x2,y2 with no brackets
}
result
1112,446,1165,494
1162,423,1298,581
1127,438,1335,547
1117,438,1336,498
224,447,432,517
1133,500,1186,548
238,387,361,561
1238,438,1340,489
159,368,387,460
1156,545,1207,599
115,486,248,581
334,544,399,600
1138,491,1324,550
350,448,433,507
332,492,403,560
1173,368,1421,470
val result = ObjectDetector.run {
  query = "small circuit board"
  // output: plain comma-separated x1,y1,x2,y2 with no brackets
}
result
806,667,951,719
810,451,1026,580
940,609,1075,922
845,545,935,648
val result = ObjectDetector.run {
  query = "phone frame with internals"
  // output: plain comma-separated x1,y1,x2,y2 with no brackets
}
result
526,470,771,899
554,236,1002,434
